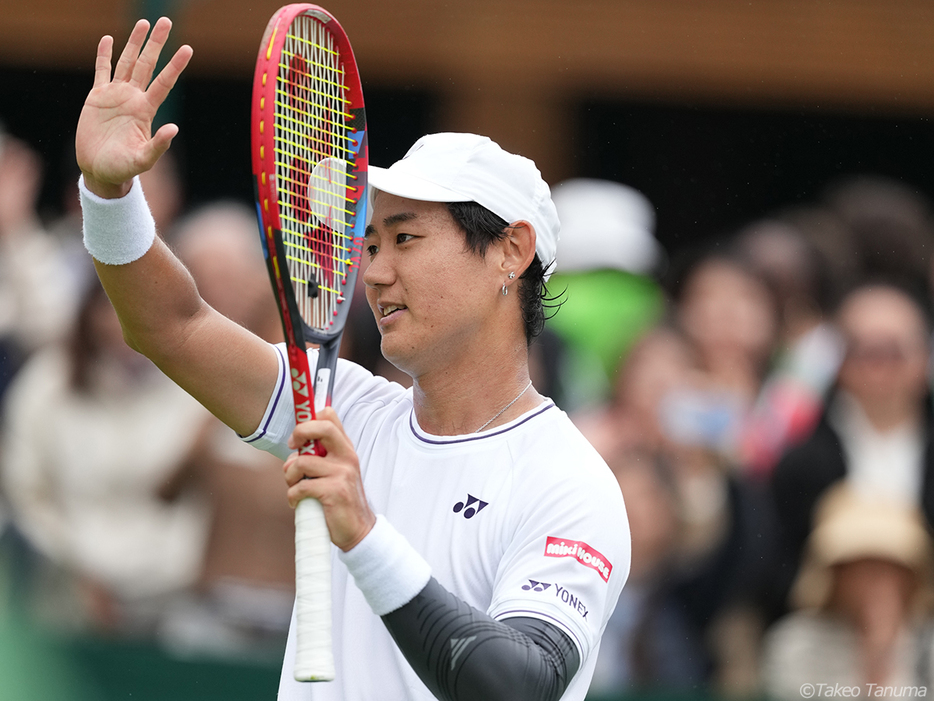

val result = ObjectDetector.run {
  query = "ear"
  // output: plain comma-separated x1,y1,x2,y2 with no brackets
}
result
496,220,537,282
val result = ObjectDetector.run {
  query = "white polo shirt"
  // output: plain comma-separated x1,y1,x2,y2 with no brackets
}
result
243,345,631,700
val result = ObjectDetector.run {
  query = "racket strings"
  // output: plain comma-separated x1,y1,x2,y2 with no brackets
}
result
273,114,358,157
274,14,363,332
278,54,350,101
274,152,359,208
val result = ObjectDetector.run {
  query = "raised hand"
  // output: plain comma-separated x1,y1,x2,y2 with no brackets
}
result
76,17,192,199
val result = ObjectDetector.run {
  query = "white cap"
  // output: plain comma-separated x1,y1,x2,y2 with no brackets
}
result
368,133,560,279
551,178,662,275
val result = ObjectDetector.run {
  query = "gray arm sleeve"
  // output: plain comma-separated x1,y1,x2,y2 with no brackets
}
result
380,577,581,701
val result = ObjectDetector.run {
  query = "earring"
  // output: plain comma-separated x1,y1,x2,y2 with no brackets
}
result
502,272,515,296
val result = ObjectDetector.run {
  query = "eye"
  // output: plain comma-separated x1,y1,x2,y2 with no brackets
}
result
366,244,379,258
396,233,415,245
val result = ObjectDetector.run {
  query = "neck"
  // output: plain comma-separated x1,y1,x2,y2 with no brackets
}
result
410,336,541,436
859,396,923,433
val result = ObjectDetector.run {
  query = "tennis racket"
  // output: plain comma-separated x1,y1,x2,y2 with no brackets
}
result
251,3,367,682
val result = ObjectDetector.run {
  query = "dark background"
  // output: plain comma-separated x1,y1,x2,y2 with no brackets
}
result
4,66,932,258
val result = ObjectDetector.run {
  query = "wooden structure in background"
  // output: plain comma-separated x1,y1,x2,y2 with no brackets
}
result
3,0,933,181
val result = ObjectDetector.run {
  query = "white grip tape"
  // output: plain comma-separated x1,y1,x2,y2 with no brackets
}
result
294,497,335,681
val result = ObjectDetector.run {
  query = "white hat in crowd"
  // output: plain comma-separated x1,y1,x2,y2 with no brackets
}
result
368,133,560,279
551,178,661,275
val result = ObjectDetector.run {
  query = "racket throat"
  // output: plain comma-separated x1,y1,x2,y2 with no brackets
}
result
314,368,331,413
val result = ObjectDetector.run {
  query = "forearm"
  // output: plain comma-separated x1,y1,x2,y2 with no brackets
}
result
382,579,579,701
80,176,277,435
338,517,579,701
80,174,204,355
92,238,204,360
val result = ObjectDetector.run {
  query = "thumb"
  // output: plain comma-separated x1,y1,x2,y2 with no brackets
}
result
146,122,180,166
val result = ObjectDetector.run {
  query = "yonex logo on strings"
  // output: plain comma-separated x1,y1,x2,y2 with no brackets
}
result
453,494,488,519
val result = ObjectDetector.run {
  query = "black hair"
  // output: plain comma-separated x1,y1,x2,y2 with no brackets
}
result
445,201,559,343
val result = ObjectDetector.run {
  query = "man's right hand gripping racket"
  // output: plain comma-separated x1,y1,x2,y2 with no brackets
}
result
251,4,367,682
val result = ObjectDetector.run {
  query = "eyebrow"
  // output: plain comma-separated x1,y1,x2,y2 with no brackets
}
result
365,211,418,238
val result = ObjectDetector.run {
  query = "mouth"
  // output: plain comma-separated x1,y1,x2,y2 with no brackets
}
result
377,303,407,320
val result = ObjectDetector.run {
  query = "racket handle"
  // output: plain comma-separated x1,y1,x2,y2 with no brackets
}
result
293,496,335,681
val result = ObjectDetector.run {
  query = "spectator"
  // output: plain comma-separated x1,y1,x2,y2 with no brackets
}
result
0,279,211,635
733,218,845,477
579,324,773,696
824,175,934,302
761,483,934,696
770,283,934,621
0,127,78,397
546,178,666,410
588,447,706,698
669,247,781,466
574,323,698,460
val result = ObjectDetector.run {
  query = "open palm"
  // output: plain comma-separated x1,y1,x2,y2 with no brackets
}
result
76,17,192,198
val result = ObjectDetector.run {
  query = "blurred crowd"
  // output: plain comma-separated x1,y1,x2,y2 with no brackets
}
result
1,117,934,700
0,125,295,699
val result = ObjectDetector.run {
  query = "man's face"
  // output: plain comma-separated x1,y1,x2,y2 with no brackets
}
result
362,193,502,378
837,288,930,409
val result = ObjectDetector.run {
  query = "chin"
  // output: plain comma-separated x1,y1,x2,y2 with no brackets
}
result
379,339,417,378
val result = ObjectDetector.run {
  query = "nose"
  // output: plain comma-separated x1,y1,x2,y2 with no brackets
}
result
362,250,392,289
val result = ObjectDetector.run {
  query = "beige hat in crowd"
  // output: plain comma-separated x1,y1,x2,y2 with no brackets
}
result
791,482,934,612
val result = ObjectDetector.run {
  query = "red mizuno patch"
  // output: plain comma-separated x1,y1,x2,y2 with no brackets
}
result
544,537,612,582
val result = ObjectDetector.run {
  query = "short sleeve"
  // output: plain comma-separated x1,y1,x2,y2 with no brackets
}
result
239,342,410,460
487,441,630,662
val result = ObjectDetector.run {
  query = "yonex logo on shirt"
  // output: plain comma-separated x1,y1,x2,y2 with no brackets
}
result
453,494,488,519
521,580,551,592
520,580,589,620
544,536,613,582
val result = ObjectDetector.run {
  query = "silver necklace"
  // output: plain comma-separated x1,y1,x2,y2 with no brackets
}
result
476,380,533,433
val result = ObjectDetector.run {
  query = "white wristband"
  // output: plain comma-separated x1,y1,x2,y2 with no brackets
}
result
79,175,156,265
337,515,432,616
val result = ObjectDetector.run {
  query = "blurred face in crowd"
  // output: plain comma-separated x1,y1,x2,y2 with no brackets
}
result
616,329,698,424
677,257,778,372
830,556,918,684
613,327,710,453
830,557,917,625
836,286,930,414
176,206,274,334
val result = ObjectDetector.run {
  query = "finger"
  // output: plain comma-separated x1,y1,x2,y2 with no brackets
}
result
93,35,114,89
113,19,151,83
288,418,346,454
287,475,335,509
146,43,192,108
283,452,328,486
144,123,180,167
131,16,173,88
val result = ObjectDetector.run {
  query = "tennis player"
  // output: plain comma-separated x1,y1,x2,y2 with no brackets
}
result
75,18,630,701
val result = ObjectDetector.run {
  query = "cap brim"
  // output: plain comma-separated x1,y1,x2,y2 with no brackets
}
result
368,165,471,203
